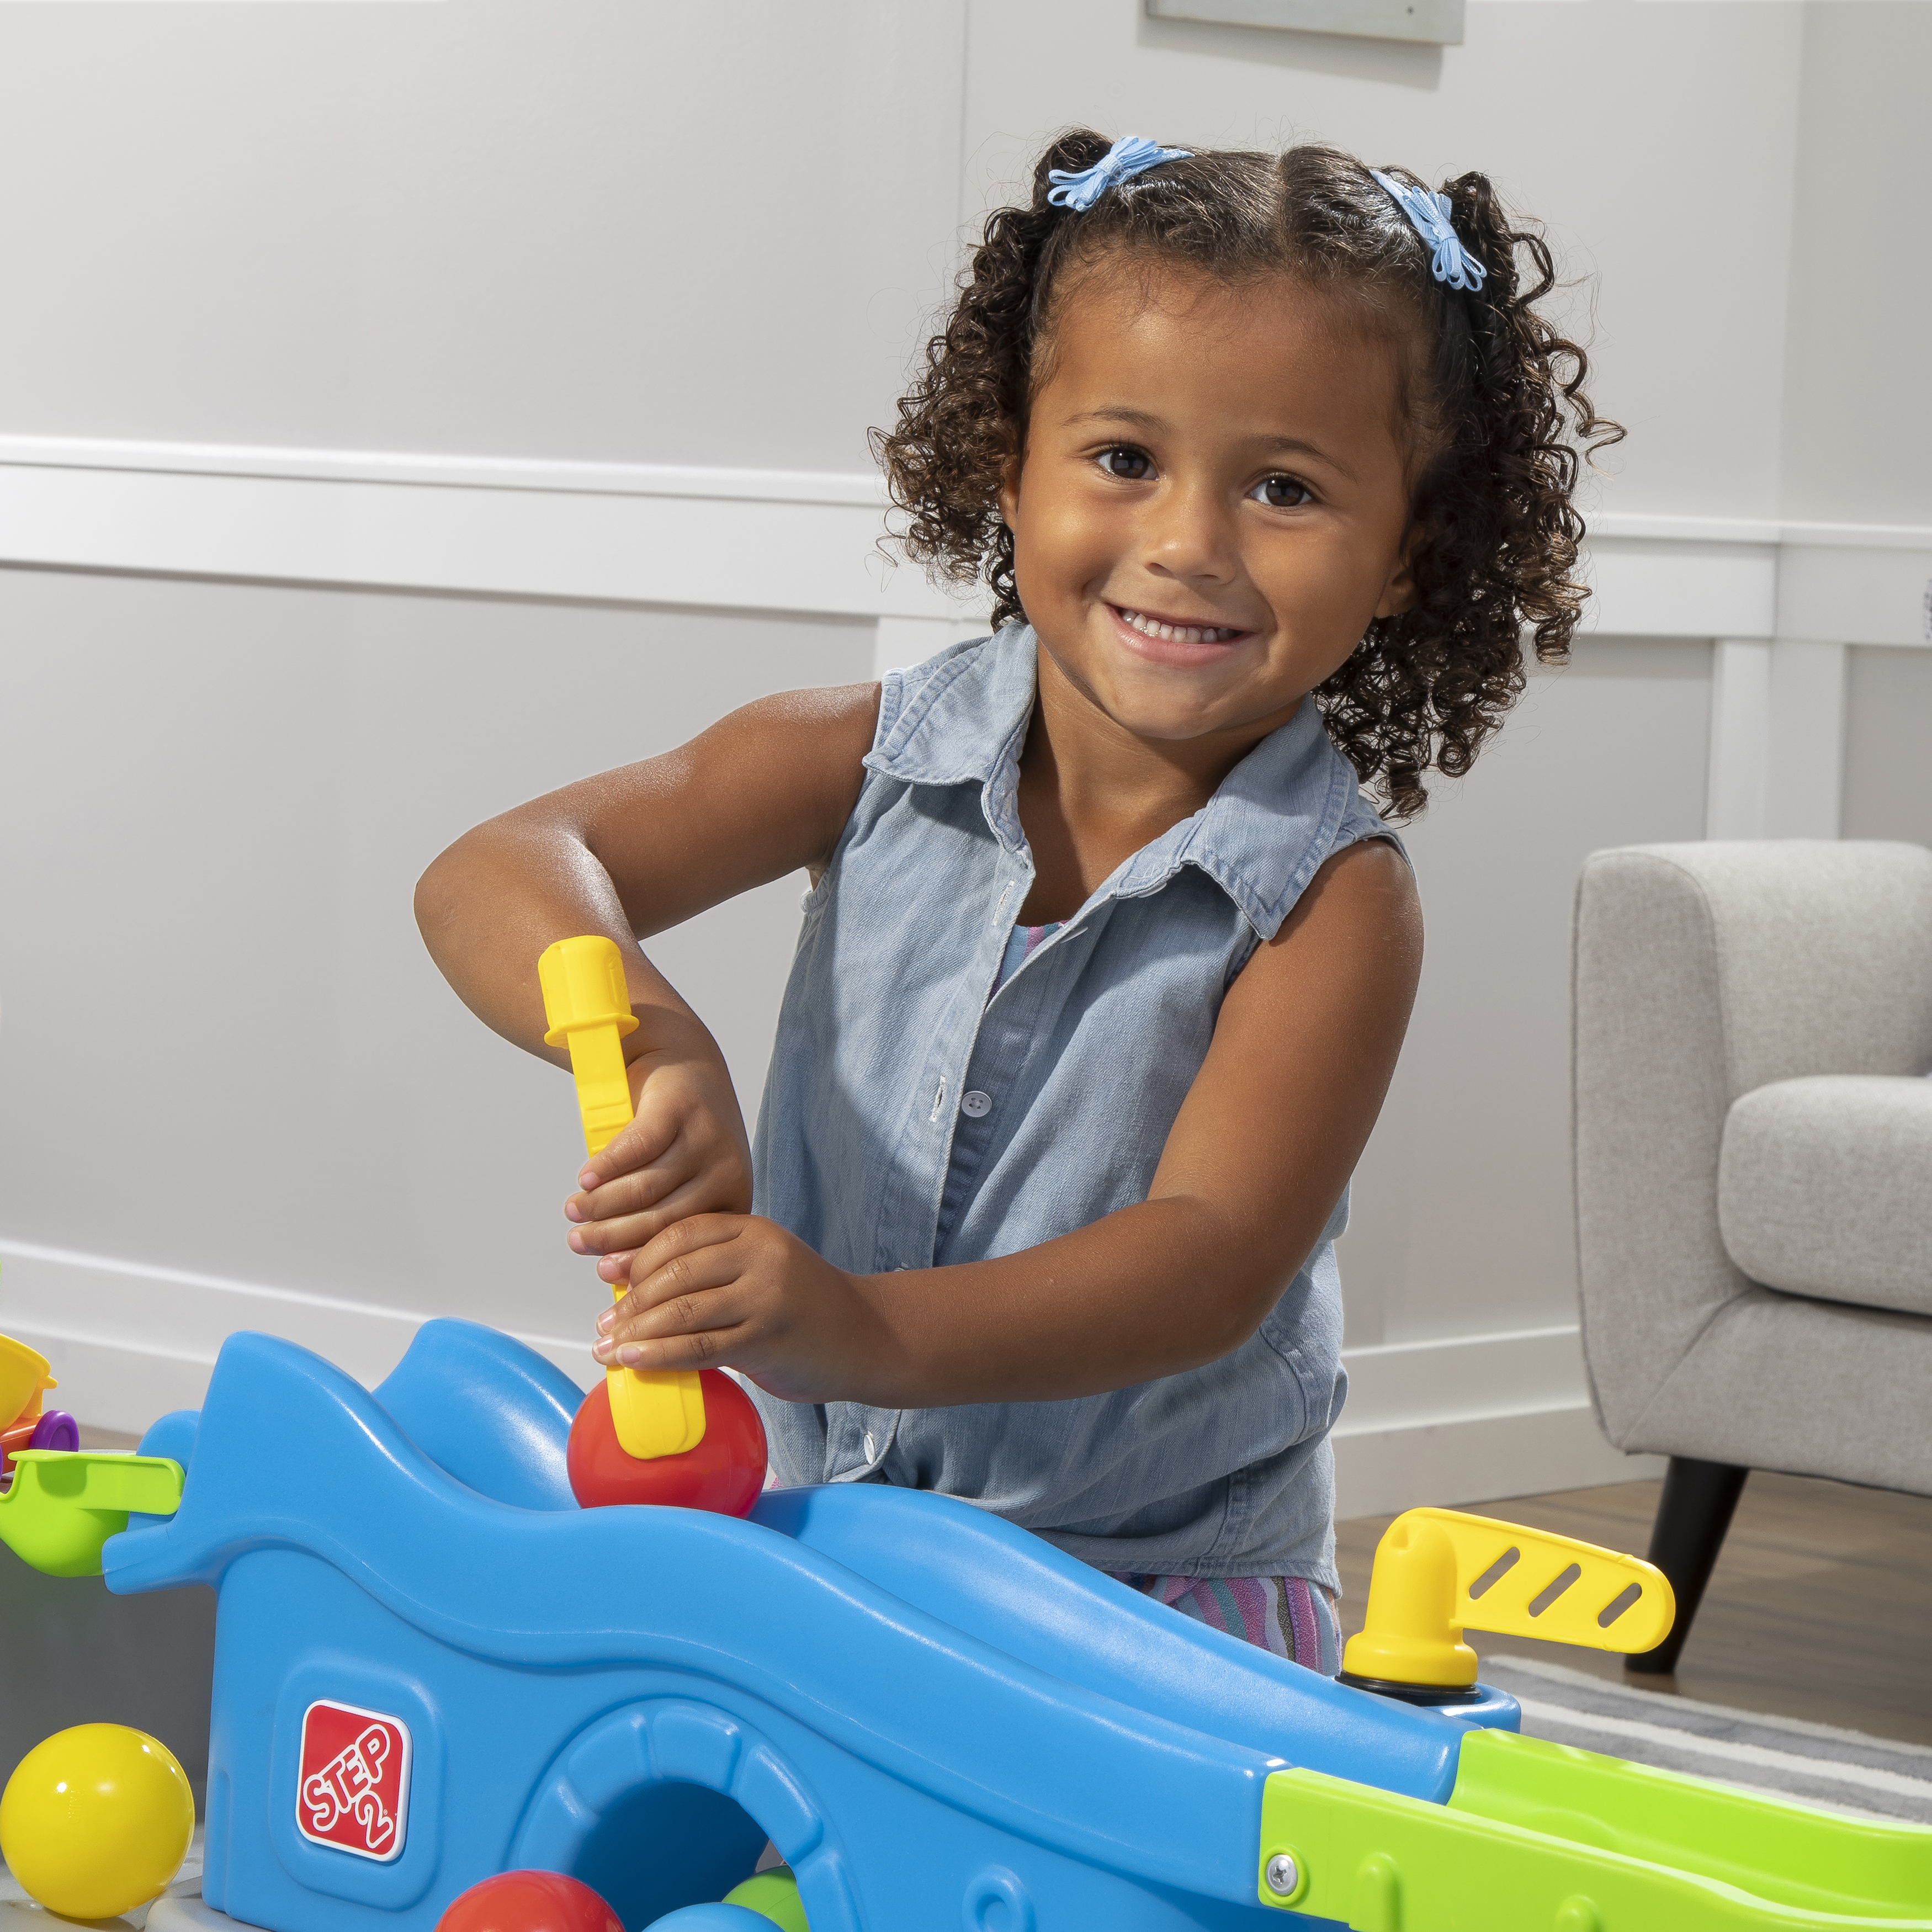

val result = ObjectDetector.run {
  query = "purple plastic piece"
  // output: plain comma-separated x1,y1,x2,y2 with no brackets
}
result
28,1409,78,1453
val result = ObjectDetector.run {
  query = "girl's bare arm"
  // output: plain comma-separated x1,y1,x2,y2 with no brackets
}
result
592,836,1422,1403
415,683,879,1227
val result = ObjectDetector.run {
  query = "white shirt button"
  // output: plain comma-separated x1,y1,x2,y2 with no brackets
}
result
863,1431,878,1462
960,1090,992,1118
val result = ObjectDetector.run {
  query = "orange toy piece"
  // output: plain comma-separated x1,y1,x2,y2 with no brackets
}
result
0,1333,65,1490
0,1332,56,1432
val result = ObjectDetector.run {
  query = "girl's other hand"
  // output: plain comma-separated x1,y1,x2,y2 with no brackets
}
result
590,1214,890,1406
564,1028,752,1288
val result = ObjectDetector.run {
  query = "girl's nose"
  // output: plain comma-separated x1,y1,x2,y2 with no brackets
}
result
1142,481,1238,583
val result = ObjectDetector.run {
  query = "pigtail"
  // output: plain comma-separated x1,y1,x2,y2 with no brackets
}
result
1445,169,1622,663
872,130,1108,628
1316,167,1625,818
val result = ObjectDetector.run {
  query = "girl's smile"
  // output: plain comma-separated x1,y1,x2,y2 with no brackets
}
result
1109,602,1252,659
1000,266,1419,758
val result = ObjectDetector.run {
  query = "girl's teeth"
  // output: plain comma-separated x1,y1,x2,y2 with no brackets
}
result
1119,608,1239,646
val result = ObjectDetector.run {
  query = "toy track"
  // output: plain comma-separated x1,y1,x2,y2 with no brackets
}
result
62,1319,1931,1931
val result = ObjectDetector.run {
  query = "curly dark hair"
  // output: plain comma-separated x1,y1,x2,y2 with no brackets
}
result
871,130,1623,818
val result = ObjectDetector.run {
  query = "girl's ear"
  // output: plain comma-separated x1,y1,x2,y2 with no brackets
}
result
997,449,1023,529
1375,529,1421,619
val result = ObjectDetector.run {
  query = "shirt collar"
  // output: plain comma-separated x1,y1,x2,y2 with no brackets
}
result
864,623,1366,940
864,622,1039,851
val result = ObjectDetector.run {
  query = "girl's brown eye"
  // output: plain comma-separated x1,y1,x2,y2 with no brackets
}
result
1101,448,1152,480
1251,474,1313,508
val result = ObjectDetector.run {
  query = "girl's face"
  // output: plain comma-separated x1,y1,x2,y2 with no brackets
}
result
1000,264,1418,748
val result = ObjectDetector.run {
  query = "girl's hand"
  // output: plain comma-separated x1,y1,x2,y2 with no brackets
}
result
564,1028,752,1288
590,1214,889,1405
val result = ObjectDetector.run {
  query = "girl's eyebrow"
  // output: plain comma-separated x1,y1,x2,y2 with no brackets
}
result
1062,405,1168,429
1062,406,1358,484
1254,434,1358,485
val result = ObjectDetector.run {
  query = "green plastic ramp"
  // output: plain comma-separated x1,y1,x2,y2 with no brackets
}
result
1257,1726,1932,1928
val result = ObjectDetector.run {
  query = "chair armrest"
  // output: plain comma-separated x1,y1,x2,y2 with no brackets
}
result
1570,840,1932,1448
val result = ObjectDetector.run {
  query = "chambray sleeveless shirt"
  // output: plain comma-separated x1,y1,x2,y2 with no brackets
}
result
747,626,1395,1587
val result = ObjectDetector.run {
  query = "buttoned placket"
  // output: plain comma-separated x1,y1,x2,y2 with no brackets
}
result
829,1404,900,1482
933,888,1118,1262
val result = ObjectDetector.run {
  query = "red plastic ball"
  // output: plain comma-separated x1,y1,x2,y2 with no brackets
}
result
436,1871,622,1932
567,1370,767,1517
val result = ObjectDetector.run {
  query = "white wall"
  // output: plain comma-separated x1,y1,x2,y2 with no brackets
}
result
2,0,1928,1517
0,1,965,469
1337,638,1713,1349
0,569,868,1397
962,0,1805,518
1843,649,1932,848
1780,3,1932,526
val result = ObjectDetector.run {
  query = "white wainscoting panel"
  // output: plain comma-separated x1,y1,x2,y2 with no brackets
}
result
12,436,1924,644
0,463,959,623
1582,534,1776,642
1777,534,1932,648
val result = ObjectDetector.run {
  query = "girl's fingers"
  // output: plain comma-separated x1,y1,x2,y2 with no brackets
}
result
571,1094,686,1192
572,1074,703,1190
568,1166,742,1262
595,1216,747,1332
601,1311,752,1374
627,1214,747,1297
597,1253,750,1365
567,1142,694,1227
596,1170,746,1255
569,1195,670,1257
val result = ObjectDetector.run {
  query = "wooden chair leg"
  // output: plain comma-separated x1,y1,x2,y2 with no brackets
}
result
1628,1456,1750,1675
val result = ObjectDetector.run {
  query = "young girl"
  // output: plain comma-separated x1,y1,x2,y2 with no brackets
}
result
415,130,1618,1672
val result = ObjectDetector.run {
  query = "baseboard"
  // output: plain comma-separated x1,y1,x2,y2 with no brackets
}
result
0,1236,597,1442
1329,1321,1665,1517
1331,1406,1665,1521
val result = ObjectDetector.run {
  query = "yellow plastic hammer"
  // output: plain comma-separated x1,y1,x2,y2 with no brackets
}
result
539,935,706,1460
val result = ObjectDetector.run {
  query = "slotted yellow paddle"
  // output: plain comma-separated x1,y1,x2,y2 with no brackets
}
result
1342,1506,1675,1688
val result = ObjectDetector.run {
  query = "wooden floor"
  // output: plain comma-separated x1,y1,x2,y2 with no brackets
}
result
1337,1471,1932,1747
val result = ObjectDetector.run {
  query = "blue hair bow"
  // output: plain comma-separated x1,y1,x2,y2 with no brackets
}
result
1370,169,1487,293
1047,134,1193,213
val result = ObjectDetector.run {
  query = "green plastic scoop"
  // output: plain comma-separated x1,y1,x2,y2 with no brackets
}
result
0,1451,183,1578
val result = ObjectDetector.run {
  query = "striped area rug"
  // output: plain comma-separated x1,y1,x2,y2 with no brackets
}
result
1483,1653,1932,1824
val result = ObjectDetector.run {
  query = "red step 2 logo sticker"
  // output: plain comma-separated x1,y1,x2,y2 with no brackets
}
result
297,1701,412,1861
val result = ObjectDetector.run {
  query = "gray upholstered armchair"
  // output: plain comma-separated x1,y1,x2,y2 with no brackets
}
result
1572,841,1932,1669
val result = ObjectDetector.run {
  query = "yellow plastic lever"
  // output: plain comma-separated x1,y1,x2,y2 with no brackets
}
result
538,936,705,1461
1342,1507,1676,1689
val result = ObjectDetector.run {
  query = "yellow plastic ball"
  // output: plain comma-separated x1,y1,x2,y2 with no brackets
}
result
0,1723,194,1919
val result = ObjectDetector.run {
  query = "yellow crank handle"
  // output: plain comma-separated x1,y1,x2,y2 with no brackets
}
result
538,936,706,1459
1342,1507,1676,1690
